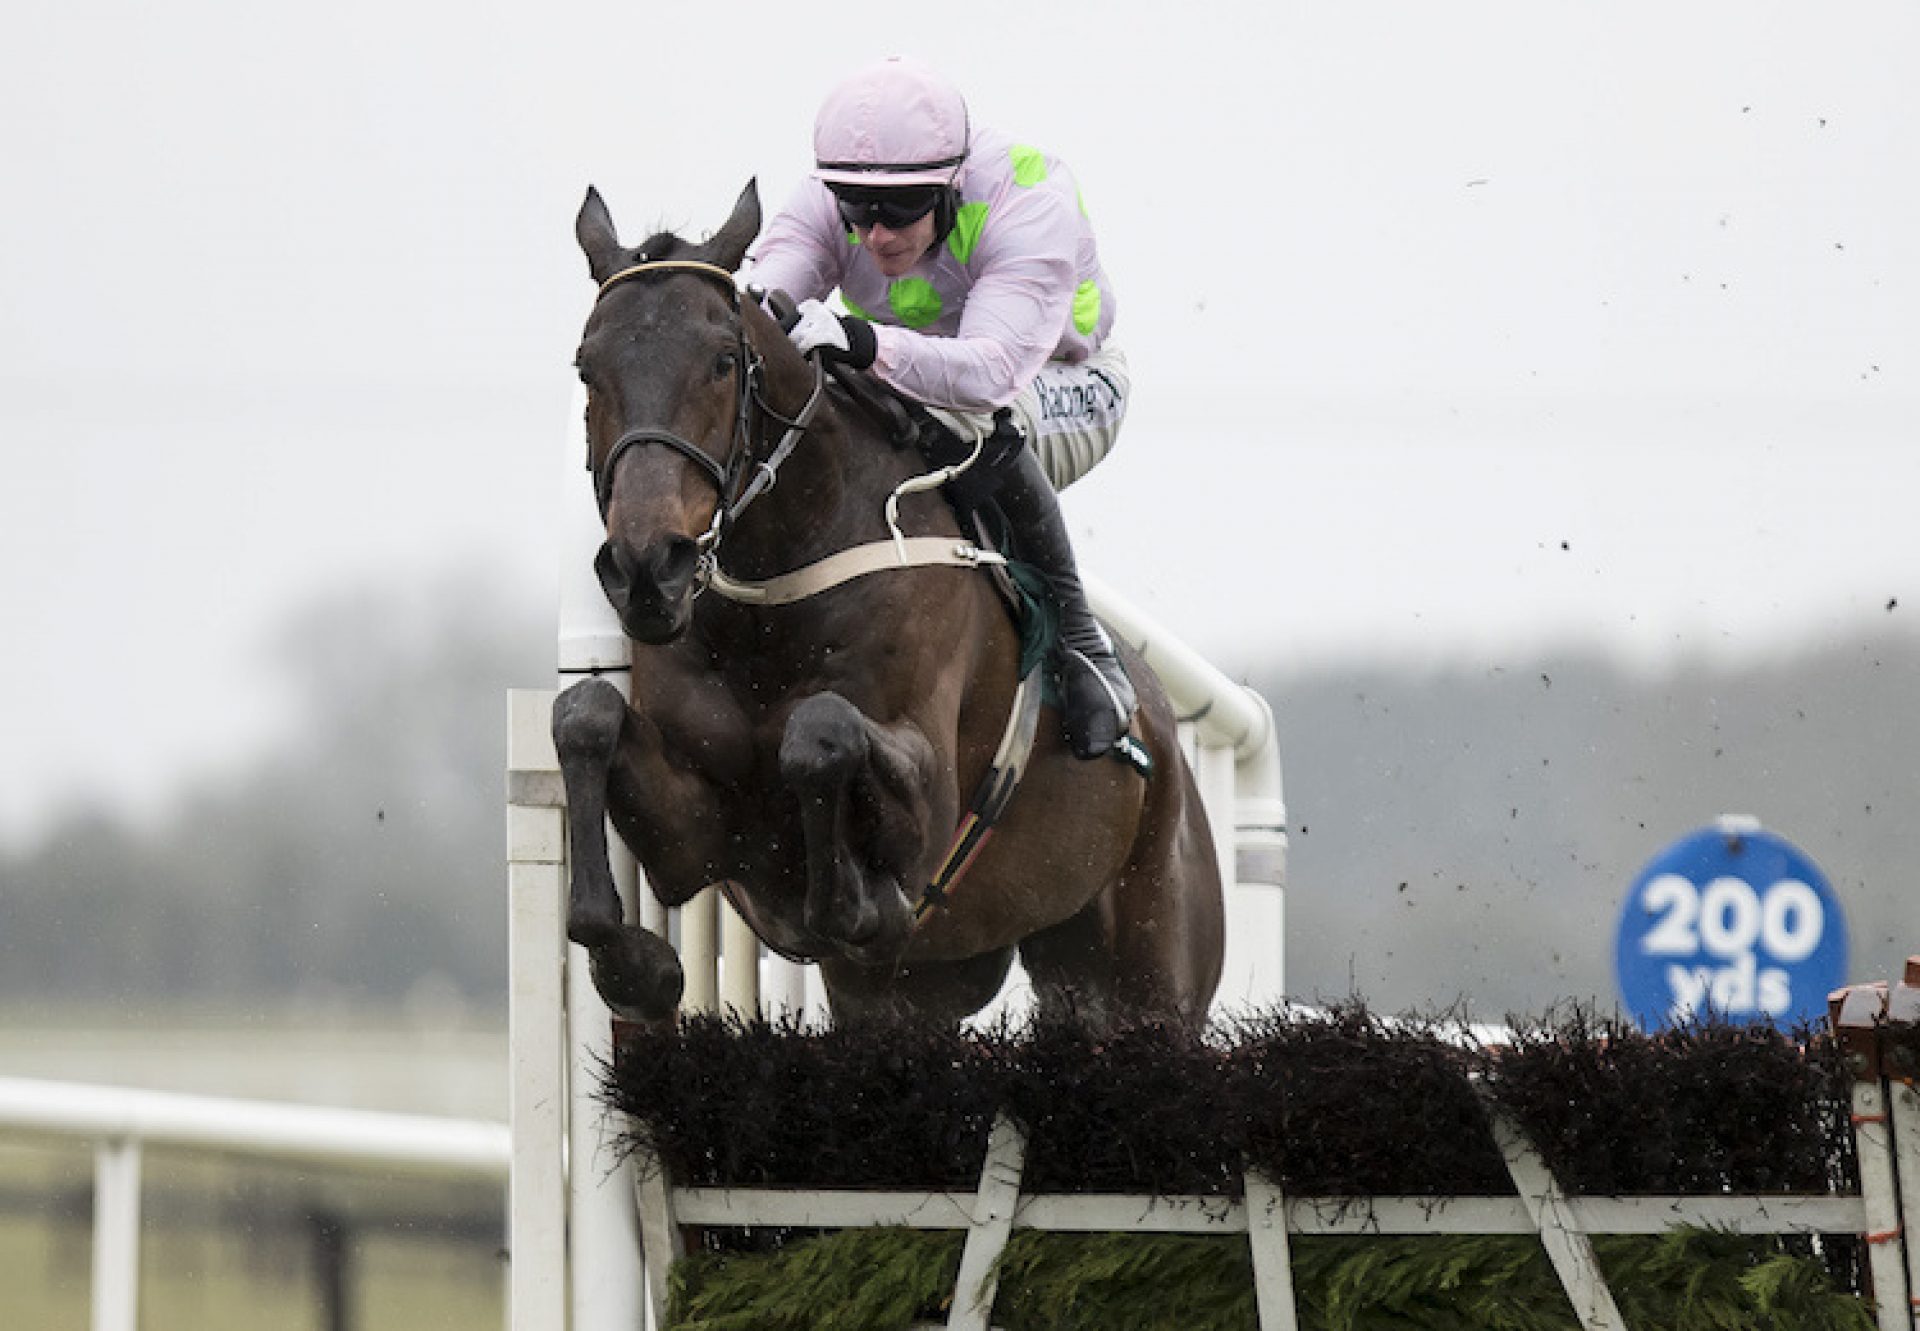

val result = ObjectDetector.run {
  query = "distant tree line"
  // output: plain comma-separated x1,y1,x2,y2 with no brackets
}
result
3,570,1914,1023
0,574,549,1019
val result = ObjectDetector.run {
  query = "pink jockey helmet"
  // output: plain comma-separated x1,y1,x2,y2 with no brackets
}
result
812,56,971,189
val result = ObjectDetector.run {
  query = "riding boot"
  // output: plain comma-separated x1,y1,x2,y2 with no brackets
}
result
994,443,1137,760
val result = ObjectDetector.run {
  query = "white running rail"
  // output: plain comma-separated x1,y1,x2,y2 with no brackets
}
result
0,1076,510,1331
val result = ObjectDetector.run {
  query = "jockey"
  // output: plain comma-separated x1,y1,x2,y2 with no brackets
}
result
747,54,1137,762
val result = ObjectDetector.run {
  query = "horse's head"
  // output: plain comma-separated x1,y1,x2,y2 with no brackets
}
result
574,180,785,643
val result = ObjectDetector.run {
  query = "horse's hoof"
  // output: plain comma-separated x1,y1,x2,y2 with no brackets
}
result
587,926,685,1021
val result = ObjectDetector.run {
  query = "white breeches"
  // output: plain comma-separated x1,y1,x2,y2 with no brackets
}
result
927,344,1130,491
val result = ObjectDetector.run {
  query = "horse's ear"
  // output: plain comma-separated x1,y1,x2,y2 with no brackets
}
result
700,179,761,273
576,186,625,284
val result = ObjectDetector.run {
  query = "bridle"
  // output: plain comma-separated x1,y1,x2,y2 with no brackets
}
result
587,259,826,559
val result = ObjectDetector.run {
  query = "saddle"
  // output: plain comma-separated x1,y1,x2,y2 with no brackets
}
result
863,388,1056,676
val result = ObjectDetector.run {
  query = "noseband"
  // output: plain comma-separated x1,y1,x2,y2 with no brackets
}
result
588,260,825,547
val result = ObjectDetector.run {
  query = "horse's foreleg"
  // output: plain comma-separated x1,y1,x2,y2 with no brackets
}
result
779,692,933,956
551,678,685,1020
552,679,625,945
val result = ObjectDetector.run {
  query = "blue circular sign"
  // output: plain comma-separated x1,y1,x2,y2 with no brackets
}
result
1614,818,1846,1031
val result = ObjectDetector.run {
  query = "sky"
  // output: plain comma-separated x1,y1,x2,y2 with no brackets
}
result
2,2,1917,845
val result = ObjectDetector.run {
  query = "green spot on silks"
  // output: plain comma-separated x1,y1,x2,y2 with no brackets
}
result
946,201,990,264
888,277,943,330
1077,187,1089,218
1072,280,1101,336
846,227,861,245
840,292,875,323
1009,145,1048,187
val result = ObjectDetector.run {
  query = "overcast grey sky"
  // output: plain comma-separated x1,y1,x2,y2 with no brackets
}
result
3,2,1916,843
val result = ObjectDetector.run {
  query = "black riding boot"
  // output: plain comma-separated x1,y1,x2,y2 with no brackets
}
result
995,444,1138,760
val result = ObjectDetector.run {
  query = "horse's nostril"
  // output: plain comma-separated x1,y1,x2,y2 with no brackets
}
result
651,536,700,590
593,541,630,599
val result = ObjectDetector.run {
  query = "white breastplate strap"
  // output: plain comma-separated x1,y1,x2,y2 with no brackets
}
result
703,536,1006,607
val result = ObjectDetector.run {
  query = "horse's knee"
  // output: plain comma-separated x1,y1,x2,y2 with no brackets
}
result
779,692,870,788
552,677,626,764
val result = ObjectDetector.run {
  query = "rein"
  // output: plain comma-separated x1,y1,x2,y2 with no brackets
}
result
588,260,826,552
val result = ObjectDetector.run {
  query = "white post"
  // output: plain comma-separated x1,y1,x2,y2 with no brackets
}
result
90,1136,141,1331
507,690,568,1331
1243,1169,1300,1331
1193,741,1256,1010
557,385,647,1331
947,1114,1028,1331
721,898,762,1016
1853,1079,1915,1331
566,928,645,1331
1193,742,1237,895
632,1141,686,1327
1231,691,1289,1002
679,889,721,1015
1482,1097,1630,1331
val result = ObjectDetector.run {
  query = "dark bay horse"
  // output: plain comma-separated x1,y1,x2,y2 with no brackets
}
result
556,181,1223,1026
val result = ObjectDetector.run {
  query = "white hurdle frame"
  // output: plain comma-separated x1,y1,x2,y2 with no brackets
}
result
612,971,1920,1331
510,391,1290,1330
625,1097,1888,1331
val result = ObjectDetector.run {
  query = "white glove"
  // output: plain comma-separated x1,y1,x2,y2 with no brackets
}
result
787,299,852,358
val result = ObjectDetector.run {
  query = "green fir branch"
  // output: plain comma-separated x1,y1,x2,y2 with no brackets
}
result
666,1228,1872,1331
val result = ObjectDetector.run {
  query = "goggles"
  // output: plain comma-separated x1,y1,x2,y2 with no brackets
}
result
829,184,943,232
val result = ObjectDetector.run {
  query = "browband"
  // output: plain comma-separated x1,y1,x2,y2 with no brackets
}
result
596,259,740,302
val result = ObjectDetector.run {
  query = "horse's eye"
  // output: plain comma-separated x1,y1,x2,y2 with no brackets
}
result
713,350,737,380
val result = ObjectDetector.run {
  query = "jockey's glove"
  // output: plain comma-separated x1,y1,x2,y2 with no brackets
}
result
787,299,877,370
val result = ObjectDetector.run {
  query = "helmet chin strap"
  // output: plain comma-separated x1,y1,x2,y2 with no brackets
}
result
933,141,966,247
931,185,961,248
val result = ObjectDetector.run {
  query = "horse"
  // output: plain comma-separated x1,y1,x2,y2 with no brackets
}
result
555,180,1224,1027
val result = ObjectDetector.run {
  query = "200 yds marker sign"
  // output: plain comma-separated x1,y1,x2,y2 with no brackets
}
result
1614,821,1847,1031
